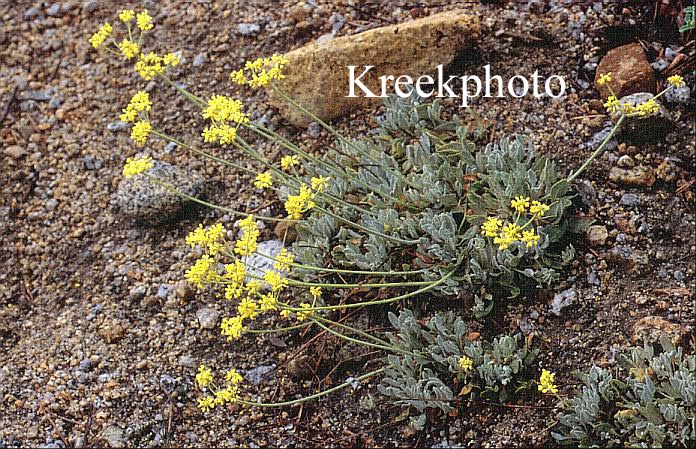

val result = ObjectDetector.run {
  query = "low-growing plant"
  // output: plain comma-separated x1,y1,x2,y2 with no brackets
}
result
379,309,537,422
87,8,688,428
553,337,696,448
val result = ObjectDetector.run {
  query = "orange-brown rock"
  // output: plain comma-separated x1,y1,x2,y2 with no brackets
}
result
595,43,655,98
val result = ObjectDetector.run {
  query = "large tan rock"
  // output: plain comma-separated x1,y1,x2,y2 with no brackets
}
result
268,11,480,127
595,43,655,98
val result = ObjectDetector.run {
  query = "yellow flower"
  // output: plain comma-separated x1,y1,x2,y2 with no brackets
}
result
135,52,165,80
310,176,330,192
224,260,246,284
237,297,259,320
458,356,473,372
264,270,288,292
273,248,294,272
213,385,240,405
234,220,259,256
284,184,317,219
635,99,660,116
239,215,258,232
521,229,540,247
280,155,300,170
130,120,152,147
481,217,502,237
136,11,154,31
221,315,247,340
529,200,550,217
202,95,248,125
246,280,263,296
511,196,530,213
163,52,180,67
202,124,237,145
232,54,288,88
254,171,273,189
197,396,215,412
259,293,278,312
225,369,244,385
603,95,620,113
122,156,153,178
538,369,558,394
224,283,244,300
667,74,684,88
186,223,226,255
196,364,214,388
120,91,151,123
493,224,521,251
309,286,322,299
185,255,218,288
119,9,135,22
230,69,247,84
502,223,522,240
88,22,112,49
596,72,612,87
296,303,314,322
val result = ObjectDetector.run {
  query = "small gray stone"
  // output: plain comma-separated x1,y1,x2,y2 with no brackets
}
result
20,100,37,112
164,142,178,153
587,270,600,286
47,3,62,17
115,160,206,224
46,199,58,210
4,145,27,159
617,155,634,168
83,155,102,170
192,52,206,67
196,307,220,329
79,358,91,371
157,284,171,299
307,122,321,138
24,6,40,19
574,180,596,206
664,84,690,104
620,193,640,208
237,23,260,36
129,285,147,300
107,121,129,132
586,225,608,247
673,270,685,281
550,288,577,316
244,365,275,385
49,97,61,109
102,425,125,448
83,1,99,13
178,355,196,368
23,90,53,101
650,60,668,71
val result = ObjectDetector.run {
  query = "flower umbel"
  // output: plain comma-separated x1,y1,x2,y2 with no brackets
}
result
196,364,214,389
136,11,154,31
538,369,558,394
254,172,273,189
122,156,153,178
458,356,473,372
130,120,152,147
481,217,502,237
88,23,112,49
596,72,612,87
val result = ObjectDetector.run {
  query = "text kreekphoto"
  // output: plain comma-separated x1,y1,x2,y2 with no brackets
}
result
347,64,567,106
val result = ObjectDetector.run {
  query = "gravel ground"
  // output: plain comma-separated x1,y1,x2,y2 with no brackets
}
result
1,1,694,448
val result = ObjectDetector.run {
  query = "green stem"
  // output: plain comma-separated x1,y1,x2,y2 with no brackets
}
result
312,320,401,354
567,114,626,183
237,366,386,408
246,323,309,334
145,175,295,223
235,274,434,289
312,315,393,348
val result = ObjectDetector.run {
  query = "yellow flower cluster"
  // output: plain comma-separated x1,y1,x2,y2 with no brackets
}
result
273,248,294,272
185,254,218,288
196,366,244,412
117,39,139,60
135,51,179,80
120,91,151,123
480,197,548,250
458,356,473,372
284,176,329,219
89,23,112,49
234,215,260,256
130,120,152,147
667,74,684,88
201,95,249,145
136,11,154,31
118,9,135,23
634,98,660,116
230,54,289,88
254,171,273,189
538,369,558,394
280,155,299,170
221,315,247,340
122,156,153,178
295,303,315,321
596,72,612,87
196,364,214,388
186,223,226,255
